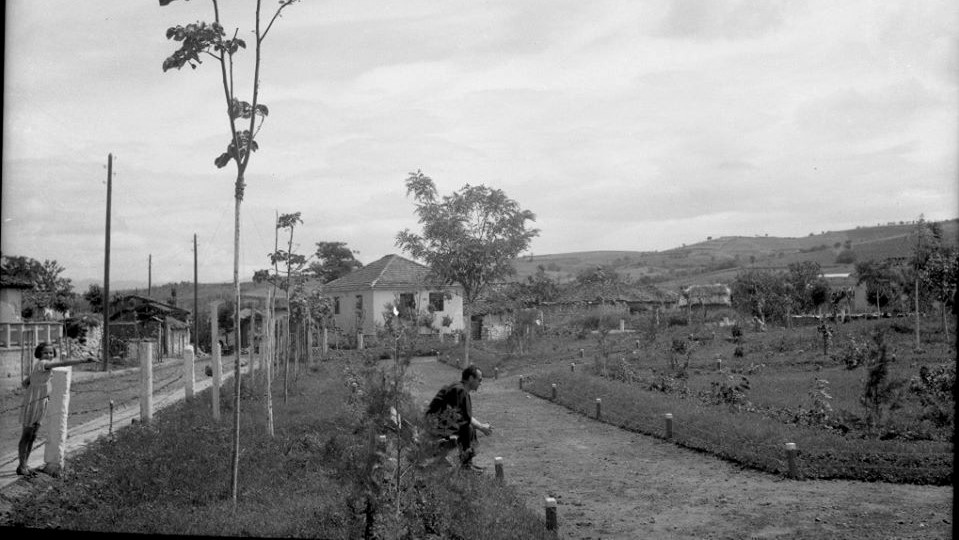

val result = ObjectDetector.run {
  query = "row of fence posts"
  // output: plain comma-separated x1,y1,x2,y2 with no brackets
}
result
510,366,806,534
519,374,803,481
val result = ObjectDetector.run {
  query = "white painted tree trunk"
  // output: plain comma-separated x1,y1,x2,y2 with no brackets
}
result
43,367,71,476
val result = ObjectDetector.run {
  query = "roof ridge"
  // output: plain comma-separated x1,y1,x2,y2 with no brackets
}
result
370,254,396,288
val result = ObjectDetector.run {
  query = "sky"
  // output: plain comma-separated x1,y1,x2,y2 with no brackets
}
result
2,0,957,289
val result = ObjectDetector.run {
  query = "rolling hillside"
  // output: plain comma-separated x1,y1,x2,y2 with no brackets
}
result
512,218,958,290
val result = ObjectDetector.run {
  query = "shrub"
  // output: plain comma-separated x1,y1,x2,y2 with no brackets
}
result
835,249,857,264
667,315,688,327
908,364,955,433
699,375,752,411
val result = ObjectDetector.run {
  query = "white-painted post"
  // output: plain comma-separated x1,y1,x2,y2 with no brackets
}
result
619,319,625,332
579,348,584,358
43,367,71,476
595,398,602,419
494,456,504,481
322,327,328,356
357,333,365,350
551,384,557,400
183,344,195,401
519,376,524,390
494,366,499,380
210,300,222,422
139,340,154,423
545,497,557,532
717,358,722,372
664,413,673,439
785,442,798,478
570,362,575,372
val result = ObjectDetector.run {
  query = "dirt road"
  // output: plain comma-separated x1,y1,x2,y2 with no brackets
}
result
405,357,952,540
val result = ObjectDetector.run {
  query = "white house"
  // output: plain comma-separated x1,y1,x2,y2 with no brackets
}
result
321,254,464,337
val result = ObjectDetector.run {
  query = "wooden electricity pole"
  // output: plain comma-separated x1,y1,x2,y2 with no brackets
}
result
102,153,113,372
148,254,152,298
194,234,199,350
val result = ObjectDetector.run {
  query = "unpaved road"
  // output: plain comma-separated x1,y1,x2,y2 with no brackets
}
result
405,357,952,540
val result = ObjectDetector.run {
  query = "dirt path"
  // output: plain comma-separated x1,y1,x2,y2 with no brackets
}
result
405,357,952,540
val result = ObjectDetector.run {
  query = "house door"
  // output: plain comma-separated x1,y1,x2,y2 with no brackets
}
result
471,316,483,341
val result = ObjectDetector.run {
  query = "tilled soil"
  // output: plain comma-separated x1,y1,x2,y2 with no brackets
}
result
405,357,952,540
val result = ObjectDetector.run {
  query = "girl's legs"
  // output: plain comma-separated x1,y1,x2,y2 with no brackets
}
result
17,424,40,474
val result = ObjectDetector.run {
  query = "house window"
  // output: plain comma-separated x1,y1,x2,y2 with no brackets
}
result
355,295,363,311
399,293,416,318
333,297,340,315
429,292,445,312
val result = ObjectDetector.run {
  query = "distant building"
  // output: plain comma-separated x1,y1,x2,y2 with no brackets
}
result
319,254,465,337
109,294,192,358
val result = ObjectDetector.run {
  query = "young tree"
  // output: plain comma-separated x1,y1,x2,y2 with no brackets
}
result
855,260,900,315
253,212,308,402
309,241,363,283
160,0,298,505
396,170,539,367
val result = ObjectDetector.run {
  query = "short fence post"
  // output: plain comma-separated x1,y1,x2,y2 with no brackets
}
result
595,398,602,420
664,413,673,439
519,376,524,390
139,340,154,424
494,456,504,481
109,400,115,436
183,345,195,401
785,442,798,478
494,366,499,380
545,497,558,532
635,339,640,350
619,319,625,332
570,362,575,372
579,348,584,358
212,342,222,421
551,383,557,400
357,333,364,350
43,367,71,476
717,358,722,372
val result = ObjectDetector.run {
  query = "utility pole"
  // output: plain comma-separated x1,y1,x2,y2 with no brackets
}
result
194,234,199,350
102,153,113,372
148,254,152,298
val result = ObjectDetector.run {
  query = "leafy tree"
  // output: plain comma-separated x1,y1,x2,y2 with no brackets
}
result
160,0,298,505
0,255,76,319
921,248,958,333
730,269,787,328
786,261,831,314
309,241,363,283
396,170,539,367
83,284,104,314
855,260,900,314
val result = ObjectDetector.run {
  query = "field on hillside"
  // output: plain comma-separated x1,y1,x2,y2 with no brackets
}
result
511,219,958,287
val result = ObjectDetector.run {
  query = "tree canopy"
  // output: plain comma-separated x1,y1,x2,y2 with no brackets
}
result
1,255,76,319
395,170,539,365
309,241,363,283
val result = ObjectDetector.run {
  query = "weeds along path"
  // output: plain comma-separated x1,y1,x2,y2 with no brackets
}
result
404,357,951,540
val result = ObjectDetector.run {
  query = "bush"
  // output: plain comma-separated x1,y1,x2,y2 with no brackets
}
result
835,249,857,264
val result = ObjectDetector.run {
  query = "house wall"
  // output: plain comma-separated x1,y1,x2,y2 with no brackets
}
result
329,288,464,336
0,288,24,323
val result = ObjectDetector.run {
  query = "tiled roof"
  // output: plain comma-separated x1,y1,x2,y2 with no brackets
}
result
321,254,457,293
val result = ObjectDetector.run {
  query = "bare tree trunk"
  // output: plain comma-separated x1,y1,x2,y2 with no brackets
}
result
914,277,921,349
462,302,471,368
230,184,243,506
265,288,274,437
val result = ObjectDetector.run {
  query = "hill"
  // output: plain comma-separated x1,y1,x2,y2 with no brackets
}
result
512,218,958,289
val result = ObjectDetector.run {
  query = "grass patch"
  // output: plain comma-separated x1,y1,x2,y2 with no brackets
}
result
3,359,550,538
524,369,952,485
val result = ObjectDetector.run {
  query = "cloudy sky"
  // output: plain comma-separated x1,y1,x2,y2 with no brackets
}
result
2,0,957,287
